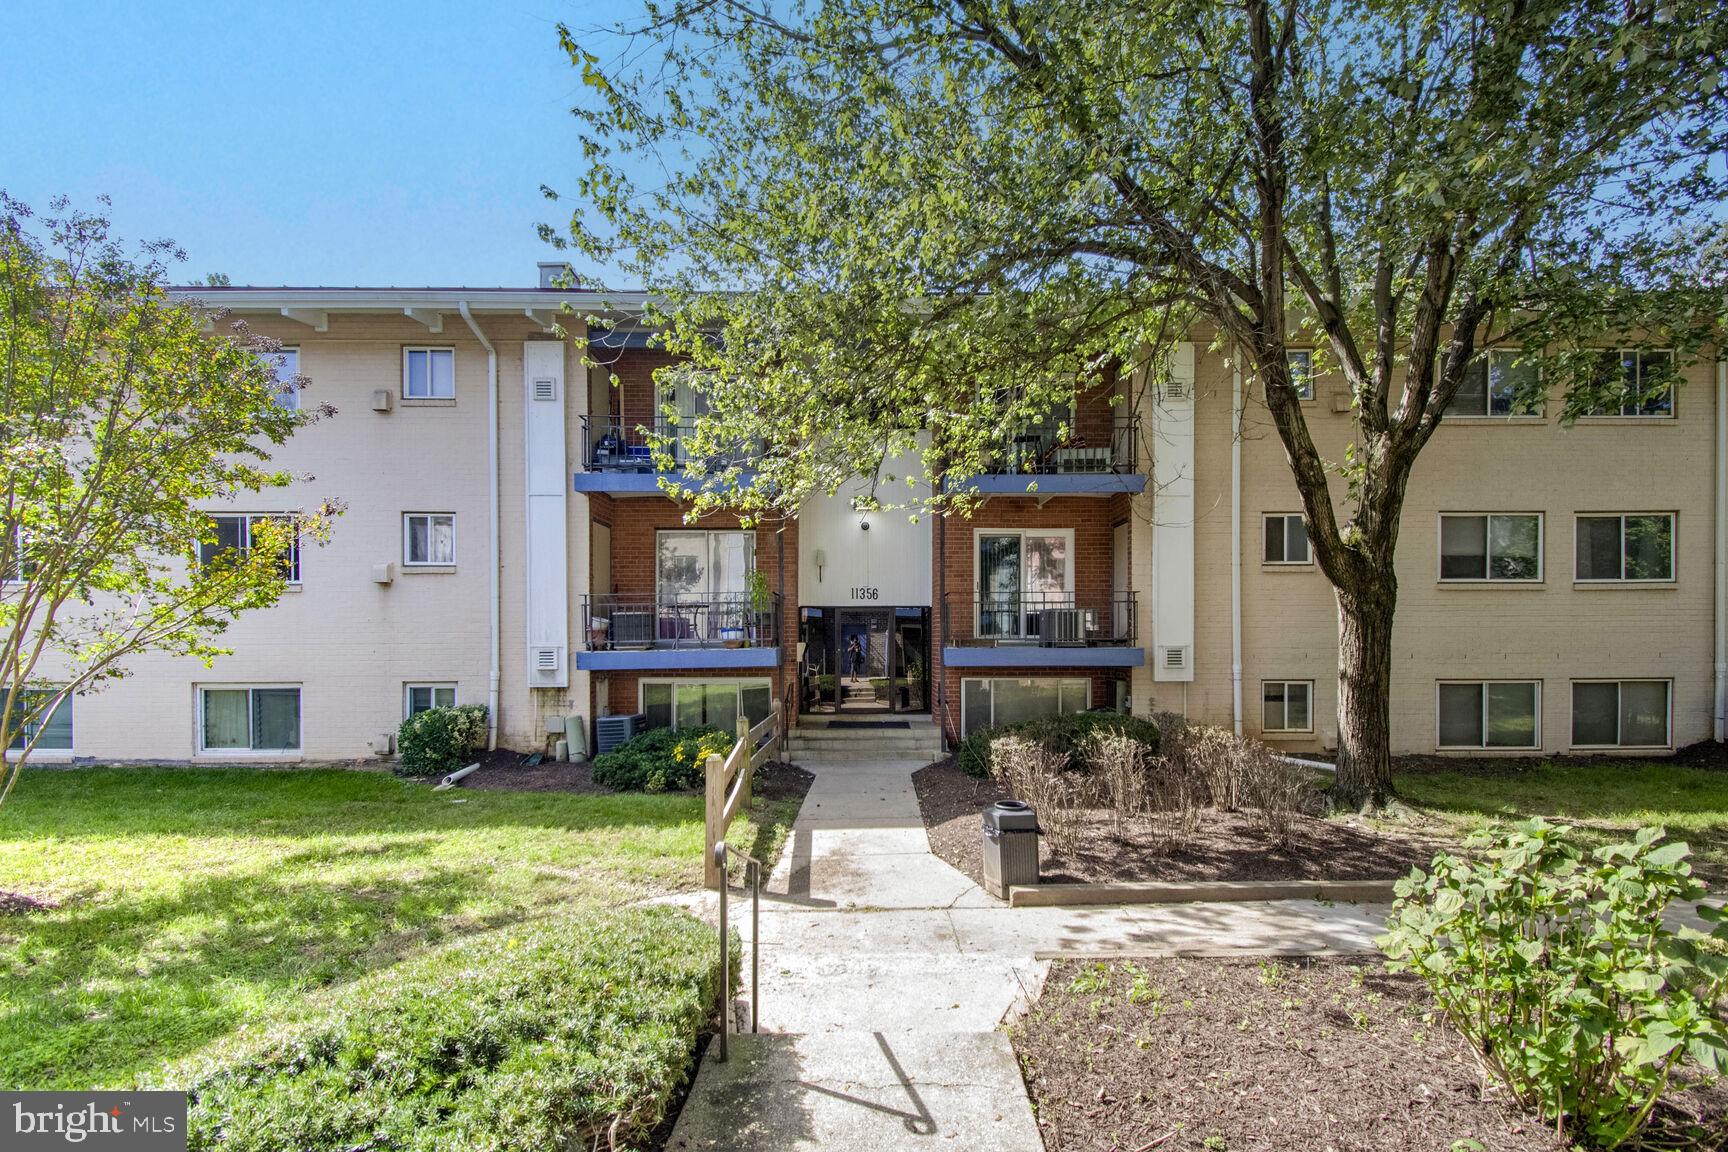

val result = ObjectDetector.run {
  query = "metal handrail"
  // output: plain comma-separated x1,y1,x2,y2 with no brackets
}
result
941,589,1138,647
712,841,762,1062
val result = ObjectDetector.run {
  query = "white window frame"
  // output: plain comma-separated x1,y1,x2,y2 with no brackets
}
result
973,527,1077,638
203,513,302,584
258,346,300,411
1573,513,1676,583
959,676,1092,736
1444,349,1543,419
1262,513,1312,565
5,686,73,757
1260,680,1314,733
639,678,772,732
1286,350,1315,401
1581,349,1676,419
1569,679,1673,749
402,513,457,567
404,683,458,718
402,346,456,400
1435,680,1542,750
196,684,303,755
654,529,756,604
1437,513,1544,583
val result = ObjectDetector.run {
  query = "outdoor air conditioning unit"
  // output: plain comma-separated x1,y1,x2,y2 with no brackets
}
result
1037,608,1088,647
610,612,654,648
595,713,647,754
371,389,393,412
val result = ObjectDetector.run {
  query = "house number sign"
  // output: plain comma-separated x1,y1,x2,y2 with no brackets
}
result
848,586,880,601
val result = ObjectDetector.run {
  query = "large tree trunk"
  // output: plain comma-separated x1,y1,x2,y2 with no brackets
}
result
1332,582,1397,811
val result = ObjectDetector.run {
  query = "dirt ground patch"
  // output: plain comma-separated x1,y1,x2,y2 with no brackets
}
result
913,758,1445,885
1014,956,1724,1152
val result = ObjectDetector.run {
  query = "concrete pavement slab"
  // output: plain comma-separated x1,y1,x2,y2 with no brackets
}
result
668,1032,1044,1151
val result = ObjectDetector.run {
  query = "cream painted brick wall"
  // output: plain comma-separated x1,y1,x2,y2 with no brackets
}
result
44,313,588,762
1182,344,1722,755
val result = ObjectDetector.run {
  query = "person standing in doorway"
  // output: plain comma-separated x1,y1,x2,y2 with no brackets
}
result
846,634,864,682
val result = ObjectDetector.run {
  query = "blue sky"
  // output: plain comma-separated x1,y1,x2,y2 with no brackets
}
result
0,1,617,288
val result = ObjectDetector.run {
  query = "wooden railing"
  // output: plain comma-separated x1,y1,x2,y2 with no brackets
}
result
704,700,783,889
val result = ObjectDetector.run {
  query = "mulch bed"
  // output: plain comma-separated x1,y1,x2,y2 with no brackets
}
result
912,758,1448,885
1015,956,1728,1152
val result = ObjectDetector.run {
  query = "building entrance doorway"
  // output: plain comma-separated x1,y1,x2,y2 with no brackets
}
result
800,606,930,714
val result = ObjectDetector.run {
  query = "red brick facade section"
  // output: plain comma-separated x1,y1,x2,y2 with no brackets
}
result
929,493,1134,743
586,495,798,723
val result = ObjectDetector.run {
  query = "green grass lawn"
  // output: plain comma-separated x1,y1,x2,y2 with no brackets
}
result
1391,759,1728,880
0,765,796,1089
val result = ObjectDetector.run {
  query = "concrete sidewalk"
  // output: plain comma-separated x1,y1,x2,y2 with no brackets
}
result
667,753,1391,1150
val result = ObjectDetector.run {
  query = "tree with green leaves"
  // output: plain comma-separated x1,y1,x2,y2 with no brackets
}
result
554,0,1727,807
0,195,338,806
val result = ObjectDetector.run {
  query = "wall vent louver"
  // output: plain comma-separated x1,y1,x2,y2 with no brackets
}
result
1163,378,1188,400
1161,646,1188,670
532,377,558,402
533,646,561,672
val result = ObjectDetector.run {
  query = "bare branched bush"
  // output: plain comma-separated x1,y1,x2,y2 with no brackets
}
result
1082,731,1148,835
1237,741,1317,849
989,734,1087,855
1184,726,1245,811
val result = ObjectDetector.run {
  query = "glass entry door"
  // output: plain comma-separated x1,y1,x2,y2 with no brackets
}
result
799,606,930,715
838,609,892,711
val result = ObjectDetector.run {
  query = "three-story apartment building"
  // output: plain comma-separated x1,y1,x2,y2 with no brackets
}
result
17,267,1726,763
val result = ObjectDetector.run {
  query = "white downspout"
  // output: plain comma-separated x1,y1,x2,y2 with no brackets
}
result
1715,356,1726,742
460,302,501,751
1231,357,1244,737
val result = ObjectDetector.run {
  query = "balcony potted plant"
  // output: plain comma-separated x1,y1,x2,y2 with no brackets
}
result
744,570,774,647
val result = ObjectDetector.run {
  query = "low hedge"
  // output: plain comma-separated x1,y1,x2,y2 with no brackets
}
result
958,711,1161,778
167,906,730,1152
591,725,732,792
395,705,488,778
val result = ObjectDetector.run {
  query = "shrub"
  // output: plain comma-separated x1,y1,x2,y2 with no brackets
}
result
958,711,1160,778
166,906,731,1152
1378,819,1728,1149
394,705,488,778
1235,741,1316,848
990,734,1091,856
590,725,730,792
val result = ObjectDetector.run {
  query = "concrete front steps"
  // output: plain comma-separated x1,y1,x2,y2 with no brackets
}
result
783,718,945,764
666,1031,1044,1151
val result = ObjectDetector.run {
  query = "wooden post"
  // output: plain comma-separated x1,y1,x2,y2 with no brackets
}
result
736,714,753,811
704,750,725,889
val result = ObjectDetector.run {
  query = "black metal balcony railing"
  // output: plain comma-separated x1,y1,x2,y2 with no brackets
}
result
579,416,763,473
991,414,1138,475
943,591,1138,647
582,593,782,650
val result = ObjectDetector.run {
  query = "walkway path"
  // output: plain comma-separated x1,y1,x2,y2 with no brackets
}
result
666,750,1390,1150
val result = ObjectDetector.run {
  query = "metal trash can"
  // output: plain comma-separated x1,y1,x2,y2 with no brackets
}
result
982,800,1041,899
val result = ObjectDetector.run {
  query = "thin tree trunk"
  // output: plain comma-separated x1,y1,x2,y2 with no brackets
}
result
1333,583,1397,811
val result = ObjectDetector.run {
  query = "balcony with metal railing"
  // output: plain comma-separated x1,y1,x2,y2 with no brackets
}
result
572,416,763,495
941,590,1143,667
575,591,783,670
958,414,1144,496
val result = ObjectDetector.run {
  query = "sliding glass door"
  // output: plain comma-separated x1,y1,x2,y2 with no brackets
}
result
977,530,1072,638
